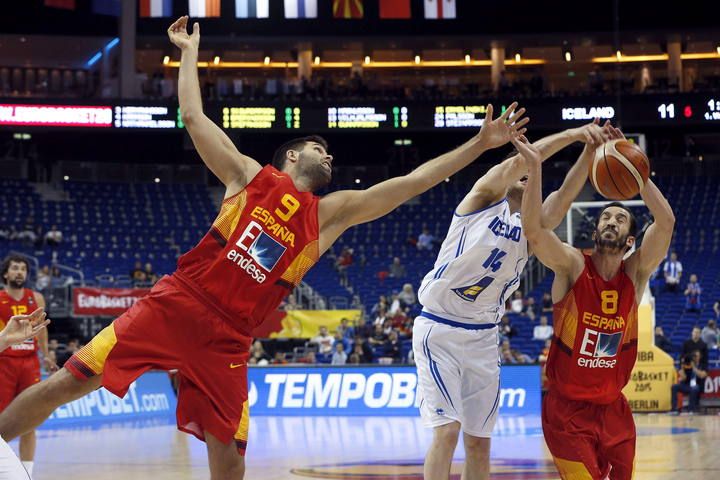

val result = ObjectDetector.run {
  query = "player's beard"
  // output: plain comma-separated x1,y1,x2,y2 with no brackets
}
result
594,227,628,253
299,152,331,191
8,278,26,289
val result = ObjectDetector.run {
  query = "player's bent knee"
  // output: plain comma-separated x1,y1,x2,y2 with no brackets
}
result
463,434,490,453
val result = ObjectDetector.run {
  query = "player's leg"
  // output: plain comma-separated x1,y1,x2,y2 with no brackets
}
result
601,396,636,480
412,317,464,480
0,368,101,441
458,327,501,480
542,390,603,479
206,431,245,480
16,355,42,475
18,431,34,475
461,434,490,480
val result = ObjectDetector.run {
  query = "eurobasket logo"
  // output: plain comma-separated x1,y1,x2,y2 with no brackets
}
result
578,328,622,368
227,220,287,283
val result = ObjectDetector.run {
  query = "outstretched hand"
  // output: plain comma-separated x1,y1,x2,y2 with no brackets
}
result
0,308,50,350
168,15,200,51
476,102,529,149
510,133,542,167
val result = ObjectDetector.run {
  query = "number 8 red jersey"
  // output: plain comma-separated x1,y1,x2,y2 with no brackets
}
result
546,254,639,404
175,166,320,334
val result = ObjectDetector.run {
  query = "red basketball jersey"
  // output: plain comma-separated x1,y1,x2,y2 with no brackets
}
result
546,255,638,404
0,288,39,357
175,165,320,333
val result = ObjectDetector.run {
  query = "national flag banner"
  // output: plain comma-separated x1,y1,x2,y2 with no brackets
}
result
92,0,121,16
332,0,363,19
424,0,456,19
235,0,269,18
284,0,317,19
139,0,173,17
189,0,221,17
44,0,76,9
379,0,410,19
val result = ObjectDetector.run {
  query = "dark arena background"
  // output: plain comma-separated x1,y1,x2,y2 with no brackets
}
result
0,1,718,479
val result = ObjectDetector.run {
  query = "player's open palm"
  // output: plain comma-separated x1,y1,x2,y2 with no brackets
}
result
511,133,542,167
168,15,200,51
2,308,50,347
476,102,529,149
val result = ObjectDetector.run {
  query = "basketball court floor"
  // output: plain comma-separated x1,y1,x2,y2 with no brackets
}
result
12,413,719,479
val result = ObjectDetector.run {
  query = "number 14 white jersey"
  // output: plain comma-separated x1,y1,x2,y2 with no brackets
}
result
418,198,529,325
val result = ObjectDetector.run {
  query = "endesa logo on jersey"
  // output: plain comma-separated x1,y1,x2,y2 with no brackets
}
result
578,328,623,369
226,220,287,283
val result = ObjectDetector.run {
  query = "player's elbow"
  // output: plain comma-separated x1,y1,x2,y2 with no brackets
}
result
180,111,198,126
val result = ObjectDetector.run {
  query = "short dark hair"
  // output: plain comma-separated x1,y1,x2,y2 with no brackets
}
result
1,254,30,284
271,135,329,171
597,202,637,237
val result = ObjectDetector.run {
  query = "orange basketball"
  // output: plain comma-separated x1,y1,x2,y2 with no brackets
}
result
588,139,650,200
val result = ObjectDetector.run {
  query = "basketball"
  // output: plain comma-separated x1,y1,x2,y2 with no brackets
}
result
589,139,651,200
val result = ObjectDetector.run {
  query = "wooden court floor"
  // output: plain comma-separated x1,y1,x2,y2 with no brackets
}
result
13,413,720,479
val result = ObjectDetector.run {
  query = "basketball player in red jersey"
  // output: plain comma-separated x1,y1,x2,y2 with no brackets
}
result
513,133,674,479
0,16,528,479
0,255,56,478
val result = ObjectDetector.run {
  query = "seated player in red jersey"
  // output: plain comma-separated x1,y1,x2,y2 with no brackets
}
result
514,132,674,480
0,16,529,480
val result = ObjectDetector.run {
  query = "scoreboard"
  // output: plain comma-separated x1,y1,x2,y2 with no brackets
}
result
1,94,718,132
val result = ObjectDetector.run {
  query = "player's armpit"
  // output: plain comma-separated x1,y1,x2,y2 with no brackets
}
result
524,228,584,276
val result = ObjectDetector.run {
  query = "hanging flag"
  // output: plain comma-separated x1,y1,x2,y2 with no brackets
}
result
284,0,317,19
424,0,456,19
235,0,269,18
379,0,410,19
189,0,221,17
92,0,121,16
44,0,76,9
332,0,363,19
140,0,173,17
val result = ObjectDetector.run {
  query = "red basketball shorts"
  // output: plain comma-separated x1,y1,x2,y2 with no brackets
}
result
542,389,636,480
65,275,252,455
0,355,41,412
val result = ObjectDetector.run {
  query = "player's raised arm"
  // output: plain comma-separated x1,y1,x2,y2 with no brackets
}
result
318,103,528,245
168,16,261,193
629,179,675,280
540,120,620,229
457,120,608,216
516,135,583,275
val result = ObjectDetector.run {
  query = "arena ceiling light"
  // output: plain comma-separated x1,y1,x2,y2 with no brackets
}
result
213,56,220,65
264,56,271,65
163,55,170,65
564,50,572,62
414,55,421,65
314,56,320,65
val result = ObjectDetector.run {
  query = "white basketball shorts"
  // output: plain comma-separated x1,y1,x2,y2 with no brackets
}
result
412,314,500,438
0,437,30,480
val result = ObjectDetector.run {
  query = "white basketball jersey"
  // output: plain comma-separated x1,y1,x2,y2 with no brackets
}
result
418,198,528,325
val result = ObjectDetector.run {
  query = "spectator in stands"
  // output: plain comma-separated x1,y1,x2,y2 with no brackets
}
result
337,318,355,340
355,317,373,339
33,225,45,248
714,299,720,320
373,306,388,326
371,295,388,317
331,342,348,365
541,292,553,314
382,318,394,336
500,341,516,364
654,326,673,354
249,340,270,365
58,338,80,366
389,293,407,316
271,351,288,365
701,320,719,349
670,351,707,413
663,252,683,292
684,274,702,312
144,262,158,285
130,261,146,285
388,257,406,278
498,315,517,342
539,339,552,364
352,335,373,363
35,265,51,292
311,326,335,354
682,327,709,370
382,331,402,363
283,293,300,311
369,323,388,347
16,217,36,246
512,349,533,364
533,316,553,341
398,283,416,307
417,228,435,251
298,351,317,364
335,247,353,287
48,338,59,353
523,296,538,321
348,353,361,364
44,225,63,247
333,331,351,353
510,291,524,313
